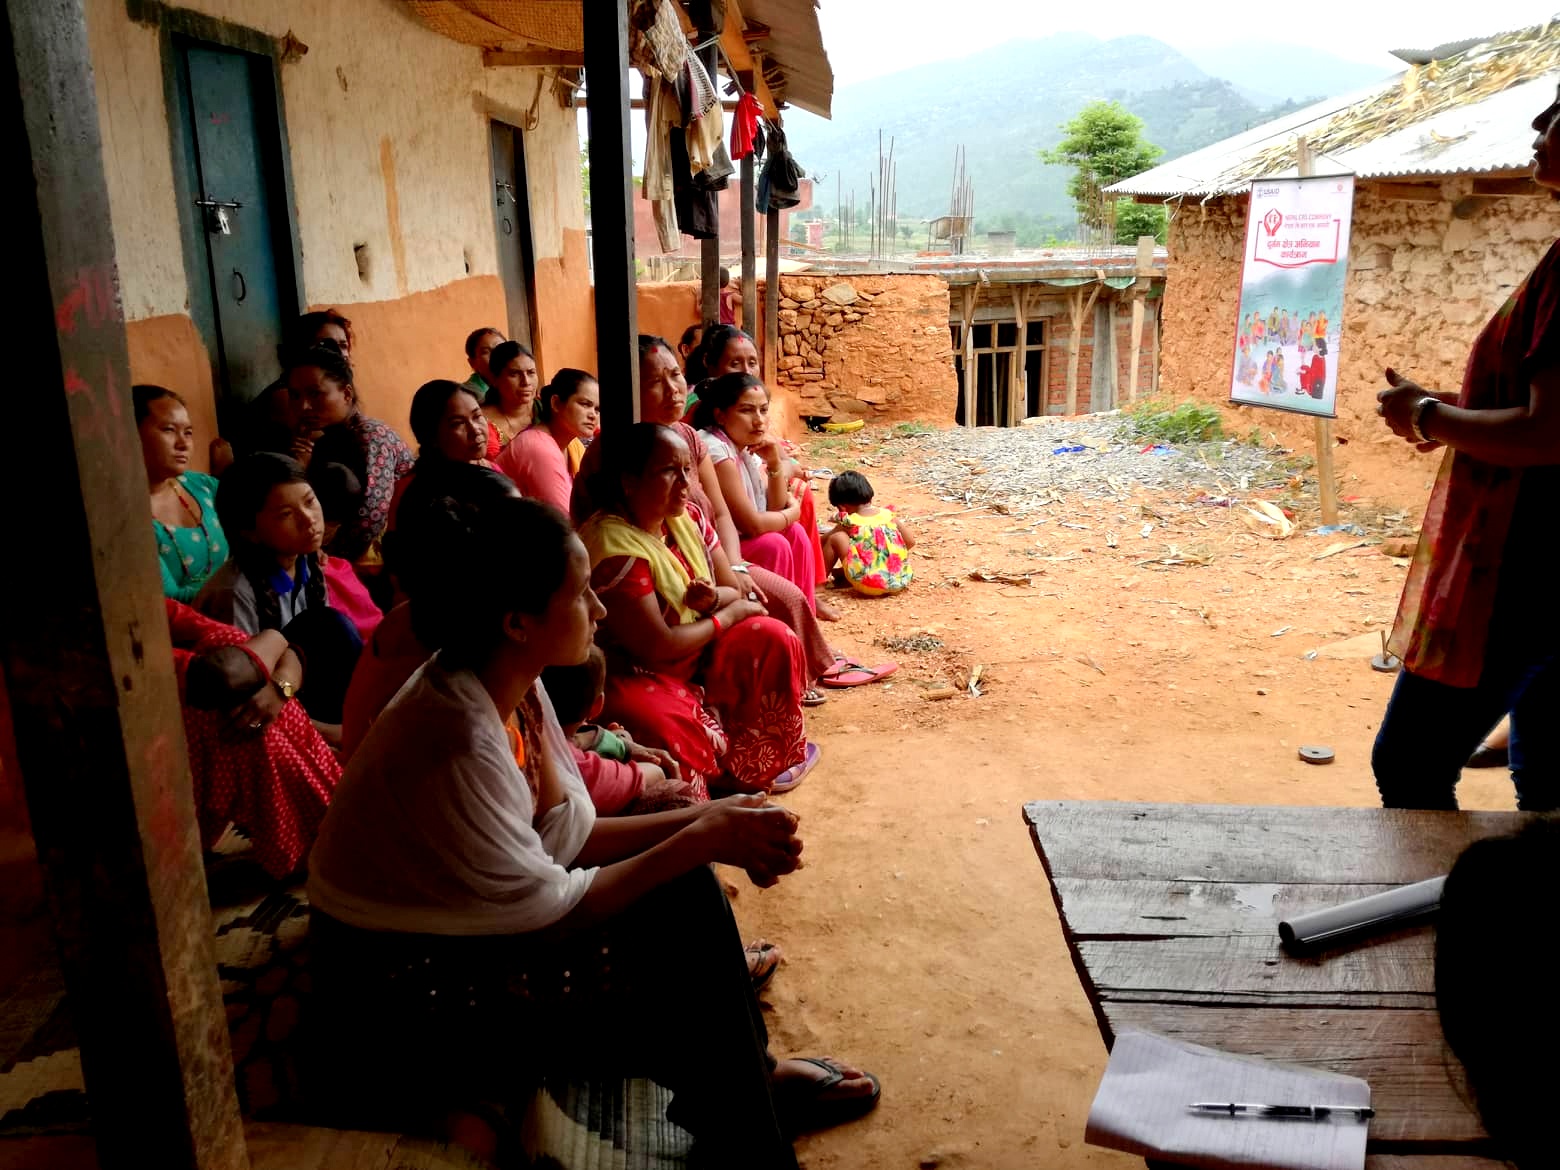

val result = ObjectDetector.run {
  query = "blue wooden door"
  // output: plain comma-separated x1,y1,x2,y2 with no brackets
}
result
175,42,293,430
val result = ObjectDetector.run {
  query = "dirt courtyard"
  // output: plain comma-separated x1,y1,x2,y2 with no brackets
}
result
730,420,1514,1170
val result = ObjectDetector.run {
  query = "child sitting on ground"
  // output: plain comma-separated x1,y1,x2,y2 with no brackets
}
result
541,647,696,814
822,470,914,597
309,462,384,641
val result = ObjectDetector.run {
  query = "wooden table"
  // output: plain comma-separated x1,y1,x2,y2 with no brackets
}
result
1024,801,1523,1170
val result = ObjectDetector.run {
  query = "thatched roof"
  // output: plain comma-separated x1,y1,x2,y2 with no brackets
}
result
1109,20,1558,199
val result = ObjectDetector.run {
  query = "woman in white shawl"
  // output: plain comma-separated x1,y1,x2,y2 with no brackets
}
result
306,496,880,1164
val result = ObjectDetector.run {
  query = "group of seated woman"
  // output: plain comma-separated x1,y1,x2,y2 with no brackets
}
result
138,310,883,1161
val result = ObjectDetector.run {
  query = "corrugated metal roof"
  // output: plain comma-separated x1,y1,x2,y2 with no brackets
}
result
739,0,834,119
1109,34,1558,199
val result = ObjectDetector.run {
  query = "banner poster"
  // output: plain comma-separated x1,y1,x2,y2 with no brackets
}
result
1230,174,1355,418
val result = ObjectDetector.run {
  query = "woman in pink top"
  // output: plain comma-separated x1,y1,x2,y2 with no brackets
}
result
496,369,600,514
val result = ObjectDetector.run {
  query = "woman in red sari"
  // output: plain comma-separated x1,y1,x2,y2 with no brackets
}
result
572,337,840,703
166,600,340,876
580,424,818,796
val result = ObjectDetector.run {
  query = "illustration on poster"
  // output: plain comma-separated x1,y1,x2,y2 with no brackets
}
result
1230,174,1355,419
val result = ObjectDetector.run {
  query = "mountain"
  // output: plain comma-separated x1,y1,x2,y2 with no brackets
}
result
1180,42,1391,104
782,33,1379,238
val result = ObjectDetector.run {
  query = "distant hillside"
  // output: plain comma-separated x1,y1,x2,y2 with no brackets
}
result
1181,42,1389,104
783,33,1377,238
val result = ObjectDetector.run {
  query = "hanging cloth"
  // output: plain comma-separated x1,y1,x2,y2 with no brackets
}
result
758,123,804,212
730,92,762,160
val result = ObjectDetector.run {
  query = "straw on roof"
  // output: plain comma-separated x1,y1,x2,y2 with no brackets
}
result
1222,21,1557,188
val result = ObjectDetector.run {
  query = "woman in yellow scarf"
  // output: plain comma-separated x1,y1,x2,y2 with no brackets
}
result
580,424,818,796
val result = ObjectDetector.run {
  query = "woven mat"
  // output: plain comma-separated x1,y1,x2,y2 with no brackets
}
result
0,842,688,1167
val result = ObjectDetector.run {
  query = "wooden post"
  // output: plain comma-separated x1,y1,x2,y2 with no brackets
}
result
1065,279,1103,416
1297,137,1340,526
584,0,639,430
692,2,722,326
764,205,780,386
0,4,247,1167
960,286,976,427
1128,234,1154,405
1105,298,1120,410
740,151,757,335
1011,287,1027,426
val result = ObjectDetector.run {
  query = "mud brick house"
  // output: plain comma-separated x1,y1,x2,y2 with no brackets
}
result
0,1,832,1166
1109,22,1560,448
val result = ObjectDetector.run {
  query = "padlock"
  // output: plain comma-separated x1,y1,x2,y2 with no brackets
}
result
213,206,232,236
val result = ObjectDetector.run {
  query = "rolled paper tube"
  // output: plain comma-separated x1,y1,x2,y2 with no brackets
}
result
1278,876,1446,950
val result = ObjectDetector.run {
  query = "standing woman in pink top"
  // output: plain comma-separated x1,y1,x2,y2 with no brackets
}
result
495,370,600,514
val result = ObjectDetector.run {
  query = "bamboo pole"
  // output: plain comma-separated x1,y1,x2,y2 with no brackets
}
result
961,285,976,426
1298,137,1340,526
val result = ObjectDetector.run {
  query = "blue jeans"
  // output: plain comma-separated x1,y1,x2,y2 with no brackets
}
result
1372,624,1560,811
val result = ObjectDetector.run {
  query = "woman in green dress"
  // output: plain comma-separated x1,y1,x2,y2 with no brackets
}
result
137,384,229,602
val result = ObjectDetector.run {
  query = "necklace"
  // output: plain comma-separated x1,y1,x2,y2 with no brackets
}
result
154,478,215,582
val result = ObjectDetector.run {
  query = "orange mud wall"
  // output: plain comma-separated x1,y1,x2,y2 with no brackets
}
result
86,0,594,459
1159,179,1560,451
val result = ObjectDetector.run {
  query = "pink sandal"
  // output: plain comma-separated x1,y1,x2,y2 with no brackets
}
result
818,660,898,688
771,742,821,793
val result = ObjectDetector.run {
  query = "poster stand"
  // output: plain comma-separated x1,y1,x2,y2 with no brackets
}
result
1298,138,1341,526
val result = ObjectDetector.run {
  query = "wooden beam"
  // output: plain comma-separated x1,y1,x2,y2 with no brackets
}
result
0,4,247,1167
740,152,757,337
1367,181,1443,203
764,206,780,386
691,0,722,328
1128,295,1145,405
482,49,583,68
960,287,976,426
1065,281,1103,416
631,97,740,111
1010,287,1027,426
583,0,639,429
720,0,779,119
1471,176,1545,198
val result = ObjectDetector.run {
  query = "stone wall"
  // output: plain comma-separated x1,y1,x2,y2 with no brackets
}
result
773,274,957,424
1159,179,1560,448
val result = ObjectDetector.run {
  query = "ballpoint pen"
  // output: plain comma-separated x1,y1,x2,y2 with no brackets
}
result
1190,1102,1375,1121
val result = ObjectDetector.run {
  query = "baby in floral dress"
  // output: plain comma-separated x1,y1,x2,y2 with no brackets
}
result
822,471,915,597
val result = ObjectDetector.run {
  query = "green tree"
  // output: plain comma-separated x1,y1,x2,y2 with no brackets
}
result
1114,199,1167,246
1040,100,1163,235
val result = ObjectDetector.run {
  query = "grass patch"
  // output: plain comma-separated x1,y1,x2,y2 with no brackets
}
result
892,421,934,438
1124,399,1224,445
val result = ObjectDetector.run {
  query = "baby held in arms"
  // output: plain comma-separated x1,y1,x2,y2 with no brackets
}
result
542,646,697,814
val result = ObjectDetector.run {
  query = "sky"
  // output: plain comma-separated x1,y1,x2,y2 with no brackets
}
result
816,0,1560,88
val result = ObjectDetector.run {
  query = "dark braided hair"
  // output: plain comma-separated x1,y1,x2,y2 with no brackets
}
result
484,340,536,409
215,453,328,632
688,372,765,432
684,323,753,382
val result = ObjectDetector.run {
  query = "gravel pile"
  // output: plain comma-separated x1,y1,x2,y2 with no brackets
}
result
904,415,1298,514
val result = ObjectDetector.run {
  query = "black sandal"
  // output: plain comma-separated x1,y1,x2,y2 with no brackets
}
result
772,1056,882,1133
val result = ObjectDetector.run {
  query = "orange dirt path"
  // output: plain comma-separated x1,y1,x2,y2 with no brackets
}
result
727,426,1512,1170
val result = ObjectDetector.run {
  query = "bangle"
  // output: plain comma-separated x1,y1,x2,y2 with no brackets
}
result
710,614,723,638
730,561,749,572
1411,396,1438,443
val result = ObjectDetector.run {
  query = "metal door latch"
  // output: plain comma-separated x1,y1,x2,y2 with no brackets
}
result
495,180,516,206
194,197,242,235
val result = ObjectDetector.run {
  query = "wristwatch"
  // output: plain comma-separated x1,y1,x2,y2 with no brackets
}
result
274,677,296,701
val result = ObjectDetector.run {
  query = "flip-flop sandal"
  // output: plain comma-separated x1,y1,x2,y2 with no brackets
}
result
818,661,899,688
746,940,783,990
803,688,827,707
770,742,820,794
773,1056,882,1134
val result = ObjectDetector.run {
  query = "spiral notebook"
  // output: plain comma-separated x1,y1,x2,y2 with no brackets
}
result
1086,1030,1371,1170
